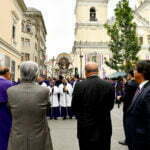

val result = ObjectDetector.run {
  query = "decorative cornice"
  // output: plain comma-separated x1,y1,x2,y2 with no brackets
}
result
25,8,47,34
134,11,150,25
76,22,105,27
135,0,150,12
108,12,150,28
0,37,21,56
17,0,27,11
73,41,109,49
141,45,150,50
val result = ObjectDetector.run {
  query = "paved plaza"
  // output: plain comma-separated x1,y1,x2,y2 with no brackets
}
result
48,105,128,150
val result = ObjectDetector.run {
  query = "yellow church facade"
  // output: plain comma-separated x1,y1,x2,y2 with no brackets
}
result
72,0,150,78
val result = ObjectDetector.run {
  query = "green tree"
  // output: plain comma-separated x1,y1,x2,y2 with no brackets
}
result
104,0,141,72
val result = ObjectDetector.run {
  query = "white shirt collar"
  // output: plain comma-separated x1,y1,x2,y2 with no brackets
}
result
139,80,149,90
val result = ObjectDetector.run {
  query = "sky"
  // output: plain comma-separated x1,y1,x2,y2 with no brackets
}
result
24,0,136,59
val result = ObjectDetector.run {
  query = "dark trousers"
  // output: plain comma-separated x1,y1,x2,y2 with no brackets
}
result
123,112,127,142
61,107,73,118
78,125,111,150
61,107,67,118
49,107,60,118
128,143,148,150
79,137,111,150
68,107,73,118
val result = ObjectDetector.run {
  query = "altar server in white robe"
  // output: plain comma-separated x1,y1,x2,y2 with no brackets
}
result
48,80,60,120
59,79,73,119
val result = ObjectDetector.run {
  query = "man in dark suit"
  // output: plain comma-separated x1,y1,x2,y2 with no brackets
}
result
126,60,150,150
71,62,115,150
119,71,138,145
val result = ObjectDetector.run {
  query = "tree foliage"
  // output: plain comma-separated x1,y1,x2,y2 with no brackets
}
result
104,0,141,72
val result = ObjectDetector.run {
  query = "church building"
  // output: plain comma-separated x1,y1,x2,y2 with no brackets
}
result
72,0,150,78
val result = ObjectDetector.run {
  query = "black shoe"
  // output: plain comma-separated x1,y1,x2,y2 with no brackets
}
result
63,117,66,120
118,140,127,146
69,117,72,119
54,117,58,120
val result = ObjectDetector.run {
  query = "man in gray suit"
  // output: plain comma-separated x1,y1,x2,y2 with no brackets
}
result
7,61,53,150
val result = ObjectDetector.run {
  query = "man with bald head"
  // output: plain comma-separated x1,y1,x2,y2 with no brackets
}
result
0,67,13,150
72,62,115,150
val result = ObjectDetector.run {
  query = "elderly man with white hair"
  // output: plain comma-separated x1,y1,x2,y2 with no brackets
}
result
7,61,53,150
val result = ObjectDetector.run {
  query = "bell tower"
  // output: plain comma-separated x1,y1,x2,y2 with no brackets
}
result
74,0,109,50
73,0,111,78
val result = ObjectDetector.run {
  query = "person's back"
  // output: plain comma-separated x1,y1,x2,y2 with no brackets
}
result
72,76,114,128
7,61,53,150
8,83,49,135
72,62,115,150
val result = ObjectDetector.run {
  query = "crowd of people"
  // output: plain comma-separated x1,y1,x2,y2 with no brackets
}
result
0,60,150,150
38,75,80,120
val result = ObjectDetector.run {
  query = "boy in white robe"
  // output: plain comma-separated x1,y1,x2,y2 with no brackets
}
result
59,79,73,119
48,81,60,119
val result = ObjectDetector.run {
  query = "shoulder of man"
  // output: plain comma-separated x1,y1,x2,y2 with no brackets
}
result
143,83,150,93
98,78,113,88
7,84,18,94
128,80,138,87
2,78,13,86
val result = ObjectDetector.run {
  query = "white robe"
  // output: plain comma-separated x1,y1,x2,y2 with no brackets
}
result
48,86,59,107
59,83,73,107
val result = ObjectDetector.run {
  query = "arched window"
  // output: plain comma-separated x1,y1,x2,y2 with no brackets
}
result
12,25,16,39
90,7,96,21
26,24,31,33
26,20,32,33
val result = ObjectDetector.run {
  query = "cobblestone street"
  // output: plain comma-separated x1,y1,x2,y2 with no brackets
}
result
48,105,128,150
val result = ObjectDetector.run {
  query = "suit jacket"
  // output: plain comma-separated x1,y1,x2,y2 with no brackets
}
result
0,77,13,150
126,81,150,148
7,82,53,150
72,76,115,139
121,80,138,112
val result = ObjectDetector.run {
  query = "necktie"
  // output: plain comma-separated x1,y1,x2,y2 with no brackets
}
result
131,87,141,106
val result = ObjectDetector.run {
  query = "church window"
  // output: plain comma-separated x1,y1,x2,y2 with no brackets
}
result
12,25,16,39
26,24,31,33
139,37,143,45
21,53,24,61
25,53,30,61
21,38,25,46
92,56,97,62
24,39,31,47
90,7,97,21
35,56,37,62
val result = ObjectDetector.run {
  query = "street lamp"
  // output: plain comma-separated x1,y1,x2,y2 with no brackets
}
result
51,56,55,78
79,41,83,78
